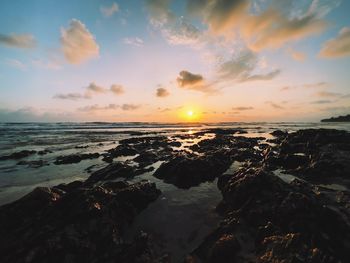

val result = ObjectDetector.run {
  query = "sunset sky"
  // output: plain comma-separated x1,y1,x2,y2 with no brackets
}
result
0,0,350,122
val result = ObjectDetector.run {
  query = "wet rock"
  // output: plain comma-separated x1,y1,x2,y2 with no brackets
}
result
168,141,181,147
0,180,161,263
154,151,232,188
270,129,288,137
86,162,136,184
108,144,138,157
190,168,350,262
17,160,48,168
0,150,37,160
37,149,52,155
265,129,350,183
54,153,100,165
133,151,159,167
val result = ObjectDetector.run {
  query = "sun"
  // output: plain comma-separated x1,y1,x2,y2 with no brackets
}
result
178,106,202,122
187,110,194,117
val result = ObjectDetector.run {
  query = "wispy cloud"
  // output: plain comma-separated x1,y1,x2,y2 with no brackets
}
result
53,93,90,100
319,26,350,58
287,48,306,61
232,106,253,111
100,2,119,17
110,84,125,95
218,51,281,82
61,19,99,64
266,101,285,110
0,33,36,49
6,59,27,71
123,37,144,47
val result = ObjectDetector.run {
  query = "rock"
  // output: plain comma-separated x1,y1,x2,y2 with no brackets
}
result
54,153,100,165
270,130,288,137
154,151,232,189
107,145,138,157
189,168,350,262
37,149,52,155
0,150,37,160
0,180,161,263
133,151,159,167
86,162,136,184
265,129,350,182
17,160,48,168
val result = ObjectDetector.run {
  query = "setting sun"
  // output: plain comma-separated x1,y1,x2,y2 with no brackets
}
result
187,110,194,117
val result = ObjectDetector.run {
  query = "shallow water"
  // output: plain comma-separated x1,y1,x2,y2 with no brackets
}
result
1,121,350,205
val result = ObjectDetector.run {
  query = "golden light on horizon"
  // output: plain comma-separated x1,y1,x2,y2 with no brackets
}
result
178,106,202,122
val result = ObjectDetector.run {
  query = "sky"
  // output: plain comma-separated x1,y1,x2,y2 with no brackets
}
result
0,0,350,122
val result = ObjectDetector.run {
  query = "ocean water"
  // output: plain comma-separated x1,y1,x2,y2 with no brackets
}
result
1,121,349,260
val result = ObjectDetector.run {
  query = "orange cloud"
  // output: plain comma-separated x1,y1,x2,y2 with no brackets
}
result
61,19,99,64
319,27,350,58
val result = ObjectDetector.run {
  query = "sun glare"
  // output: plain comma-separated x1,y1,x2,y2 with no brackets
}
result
187,110,194,117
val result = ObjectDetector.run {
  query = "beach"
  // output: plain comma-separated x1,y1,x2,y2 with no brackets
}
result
0,122,350,262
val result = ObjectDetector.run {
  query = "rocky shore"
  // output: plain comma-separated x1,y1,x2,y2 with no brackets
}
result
0,128,349,262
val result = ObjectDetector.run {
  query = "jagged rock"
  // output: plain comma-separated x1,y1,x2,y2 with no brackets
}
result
0,180,161,263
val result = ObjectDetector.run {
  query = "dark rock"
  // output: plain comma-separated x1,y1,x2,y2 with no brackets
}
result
153,151,232,188
107,144,138,157
86,162,136,184
0,150,37,160
54,153,100,165
17,160,48,168
37,149,52,155
0,180,161,263
189,168,350,262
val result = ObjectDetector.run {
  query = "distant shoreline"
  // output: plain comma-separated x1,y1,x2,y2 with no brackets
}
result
321,114,350,122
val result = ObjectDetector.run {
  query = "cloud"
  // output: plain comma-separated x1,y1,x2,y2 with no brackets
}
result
31,59,62,70
280,82,329,91
311,100,333,104
160,18,202,46
78,104,120,112
146,0,201,47
78,103,140,112
218,51,281,82
186,0,335,51
187,0,249,34
266,101,284,109
243,8,328,51
315,91,342,98
53,93,90,100
156,87,170,97
54,82,126,101
121,104,140,111
303,82,329,88
110,84,125,95
287,48,306,61
177,70,204,87
319,26,350,58
123,37,144,47
60,19,99,64
0,107,77,122
145,0,175,26
6,59,27,71
232,106,253,111
100,2,119,17
0,33,36,49
86,82,107,93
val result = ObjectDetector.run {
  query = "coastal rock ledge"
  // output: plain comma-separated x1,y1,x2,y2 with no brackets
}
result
0,180,161,263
